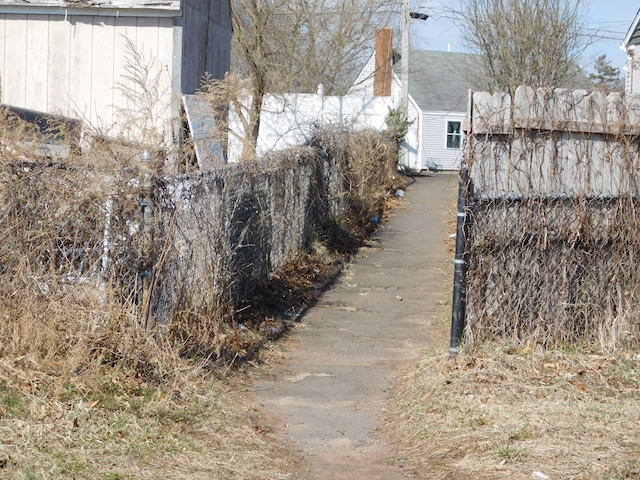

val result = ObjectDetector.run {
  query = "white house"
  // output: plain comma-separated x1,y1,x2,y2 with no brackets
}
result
353,46,594,171
401,51,476,171
0,0,232,147
623,8,640,95
351,50,474,171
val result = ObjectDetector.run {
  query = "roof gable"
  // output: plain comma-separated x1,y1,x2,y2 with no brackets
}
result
623,9,640,48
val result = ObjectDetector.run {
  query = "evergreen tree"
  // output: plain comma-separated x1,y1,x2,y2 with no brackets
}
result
589,55,623,93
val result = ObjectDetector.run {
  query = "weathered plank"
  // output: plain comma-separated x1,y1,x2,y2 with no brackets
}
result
469,86,640,198
182,94,223,170
4,14,27,107
47,15,72,115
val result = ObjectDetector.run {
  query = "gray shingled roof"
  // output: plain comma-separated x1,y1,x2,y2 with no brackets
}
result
397,50,593,113
399,50,477,113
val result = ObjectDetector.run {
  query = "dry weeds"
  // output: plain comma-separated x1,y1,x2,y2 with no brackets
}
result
0,99,404,478
385,340,640,480
0,363,302,479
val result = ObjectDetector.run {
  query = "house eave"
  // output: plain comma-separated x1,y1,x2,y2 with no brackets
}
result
0,1,181,16
422,110,466,117
622,8,640,50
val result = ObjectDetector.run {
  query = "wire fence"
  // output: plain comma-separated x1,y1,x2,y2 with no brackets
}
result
0,124,397,369
464,86,640,350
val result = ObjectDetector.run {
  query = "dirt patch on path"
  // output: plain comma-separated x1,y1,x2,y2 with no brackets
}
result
251,174,458,479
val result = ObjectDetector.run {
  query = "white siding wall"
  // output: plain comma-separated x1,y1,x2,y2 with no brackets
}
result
0,13,176,143
4,14,27,107
348,53,376,98
421,111,465,171
625,53,640,95
48,14,71,114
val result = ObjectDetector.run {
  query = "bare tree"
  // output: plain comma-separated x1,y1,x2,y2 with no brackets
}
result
459,0,588,94
228,0,392,160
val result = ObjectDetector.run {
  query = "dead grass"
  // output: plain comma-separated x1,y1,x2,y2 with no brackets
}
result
384,339,640,480
0,274,302,479
0,83,404,478
0,364,302,479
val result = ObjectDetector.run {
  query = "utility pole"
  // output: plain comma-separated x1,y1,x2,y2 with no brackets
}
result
399,0,428,169
400,0,410,120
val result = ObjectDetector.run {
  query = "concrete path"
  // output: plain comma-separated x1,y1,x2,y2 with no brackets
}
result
254,174,458,479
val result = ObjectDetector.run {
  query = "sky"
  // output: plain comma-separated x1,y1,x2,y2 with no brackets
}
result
408,0,638,77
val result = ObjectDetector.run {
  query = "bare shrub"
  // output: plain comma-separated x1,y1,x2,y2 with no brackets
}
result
0,102,202,393
0,96,399,392
114,36,171,148
308,127,399,238
459,0,588,93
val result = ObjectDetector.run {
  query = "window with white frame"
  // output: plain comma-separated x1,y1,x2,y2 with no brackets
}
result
446,120,462,149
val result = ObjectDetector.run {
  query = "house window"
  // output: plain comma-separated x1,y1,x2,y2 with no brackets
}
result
446,121,462,149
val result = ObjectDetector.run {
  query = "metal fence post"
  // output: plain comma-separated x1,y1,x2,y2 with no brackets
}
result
449,168,470,357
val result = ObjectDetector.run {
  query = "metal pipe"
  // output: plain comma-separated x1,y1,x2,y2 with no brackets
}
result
139,150,155,330
98,194,114,311
450,168,470,357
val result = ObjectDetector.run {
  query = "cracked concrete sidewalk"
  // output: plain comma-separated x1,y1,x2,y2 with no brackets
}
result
254,173,458,479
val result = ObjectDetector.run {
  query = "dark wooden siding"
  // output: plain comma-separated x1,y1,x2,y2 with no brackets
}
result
181,0,232,94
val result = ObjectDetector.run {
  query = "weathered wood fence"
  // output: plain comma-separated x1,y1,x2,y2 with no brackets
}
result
464,86,640,349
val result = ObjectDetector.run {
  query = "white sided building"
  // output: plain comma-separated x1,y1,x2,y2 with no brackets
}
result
0,0,232,146
350,47,472,171
623,8,640,95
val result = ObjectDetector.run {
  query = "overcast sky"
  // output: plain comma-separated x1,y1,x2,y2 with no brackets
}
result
409,0,637,76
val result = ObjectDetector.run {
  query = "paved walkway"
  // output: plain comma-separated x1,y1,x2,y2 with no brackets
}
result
254,174,458,479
